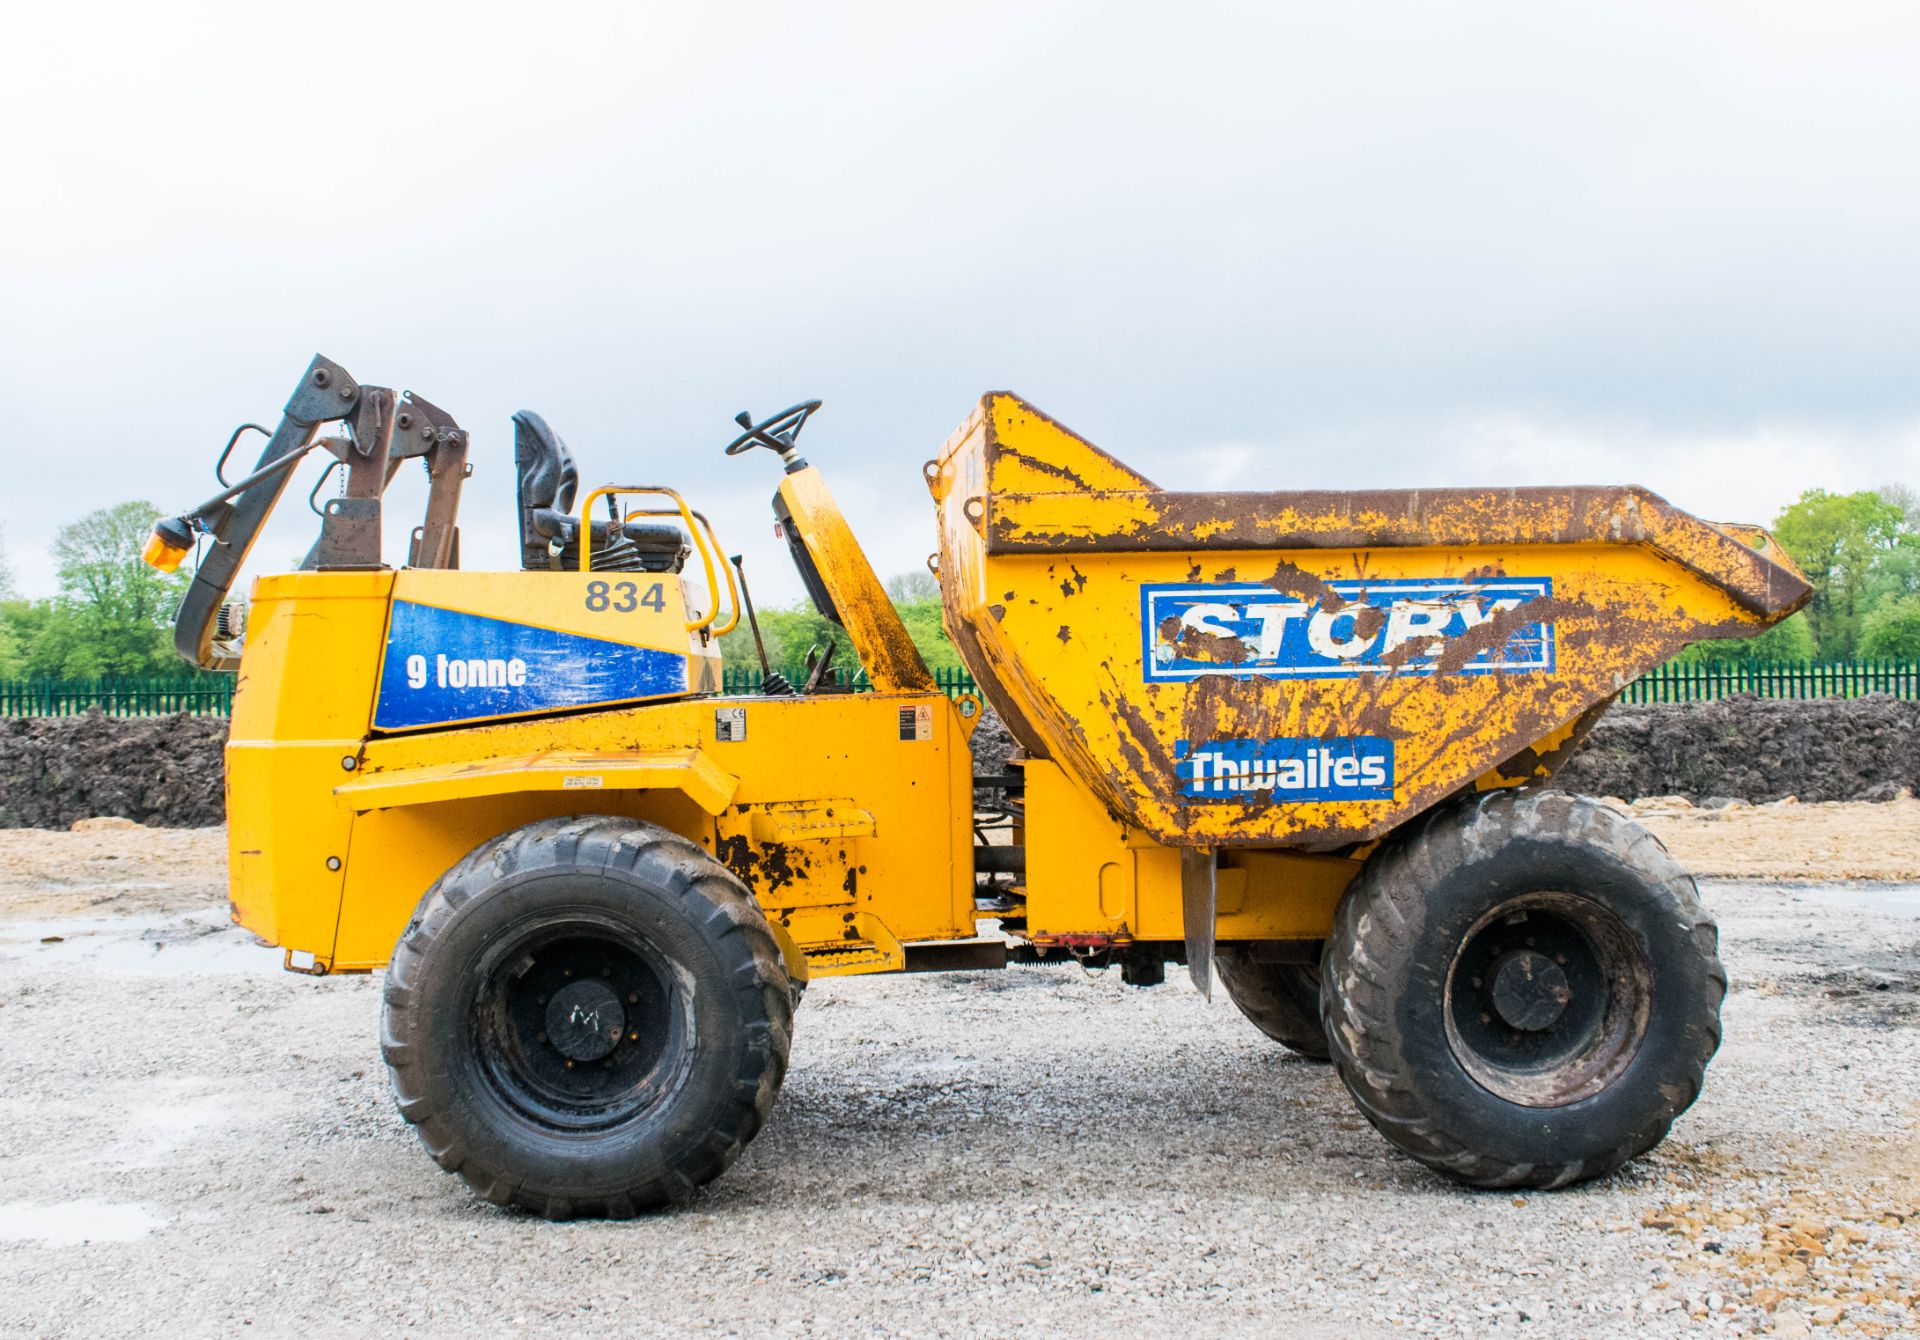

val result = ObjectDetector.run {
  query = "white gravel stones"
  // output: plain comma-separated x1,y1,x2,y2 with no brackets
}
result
0,879,1913,1338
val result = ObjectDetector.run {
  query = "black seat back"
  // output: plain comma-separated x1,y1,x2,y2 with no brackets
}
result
513,410,579,569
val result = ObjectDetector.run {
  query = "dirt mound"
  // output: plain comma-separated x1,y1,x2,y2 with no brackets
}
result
1552,694,1918,803
0,712,227,829
0,694,1910,831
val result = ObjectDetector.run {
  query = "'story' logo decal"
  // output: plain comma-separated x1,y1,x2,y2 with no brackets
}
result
1176,737,1394,802
1142,577,1553,682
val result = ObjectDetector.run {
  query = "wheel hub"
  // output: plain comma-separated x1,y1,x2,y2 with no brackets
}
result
545,979,626,1062
1488,948,1571,1032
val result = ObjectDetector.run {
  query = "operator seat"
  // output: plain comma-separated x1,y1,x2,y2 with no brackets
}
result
512,410,687,573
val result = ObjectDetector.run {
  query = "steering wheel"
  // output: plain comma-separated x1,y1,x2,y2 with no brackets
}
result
724,400,822,457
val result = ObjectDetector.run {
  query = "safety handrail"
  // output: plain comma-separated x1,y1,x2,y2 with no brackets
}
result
619,503,742,638
577,485,740,636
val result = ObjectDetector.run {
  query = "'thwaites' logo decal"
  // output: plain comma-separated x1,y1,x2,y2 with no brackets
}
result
1176,736,1394,802
1143,577,1553,682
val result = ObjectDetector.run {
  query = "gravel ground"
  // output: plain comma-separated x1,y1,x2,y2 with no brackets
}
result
0,833,1915,1338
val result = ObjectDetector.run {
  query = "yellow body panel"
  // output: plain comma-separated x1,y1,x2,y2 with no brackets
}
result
226,571,393,952
333,748,739,816
231,643,975,971
1021,759,1359,945
373,569,717,732
391,569,696,651
775,467,936,694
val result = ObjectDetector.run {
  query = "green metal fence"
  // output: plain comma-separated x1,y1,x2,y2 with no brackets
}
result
718,665,979,697
1616,659,1920,704
0,676,237,717
3,660,1912,717
0,667,980,717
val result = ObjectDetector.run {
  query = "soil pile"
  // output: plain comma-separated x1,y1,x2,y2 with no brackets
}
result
0,694,1912,830
969,694,1916,806
0,712,228,829
1553,694,1918,803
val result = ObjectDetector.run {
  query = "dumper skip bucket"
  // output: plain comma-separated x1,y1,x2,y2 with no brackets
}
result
928,395,1810,849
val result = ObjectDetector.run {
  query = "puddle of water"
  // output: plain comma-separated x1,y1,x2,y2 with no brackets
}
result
126,1100,236,1157
0,908,277,976
0,1200,164,1245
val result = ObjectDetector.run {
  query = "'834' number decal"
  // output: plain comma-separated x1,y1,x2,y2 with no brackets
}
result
584,580,666,613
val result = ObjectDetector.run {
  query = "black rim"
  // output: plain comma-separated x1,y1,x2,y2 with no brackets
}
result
469,914,690,1132
1442,892,1651,1109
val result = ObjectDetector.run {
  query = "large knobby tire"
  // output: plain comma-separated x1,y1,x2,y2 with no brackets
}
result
1215,948,1332,1060
1322,789,1724,1190
382,815,793,1218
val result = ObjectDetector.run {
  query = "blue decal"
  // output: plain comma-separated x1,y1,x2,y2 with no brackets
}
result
375,601,688,729
1176,737,1394,802
1142,577,1553,682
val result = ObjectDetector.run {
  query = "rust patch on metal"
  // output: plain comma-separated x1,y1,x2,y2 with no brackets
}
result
1262,559,1344,608
716,832,806,897
1165,625,1252,665
1056,625,1072,644
1434,595,1583,675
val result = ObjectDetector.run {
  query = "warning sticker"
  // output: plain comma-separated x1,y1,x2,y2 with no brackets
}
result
898,704,932,742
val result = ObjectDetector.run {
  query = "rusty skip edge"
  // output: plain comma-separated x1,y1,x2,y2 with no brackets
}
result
983,486,1809,620
932,394,1809,620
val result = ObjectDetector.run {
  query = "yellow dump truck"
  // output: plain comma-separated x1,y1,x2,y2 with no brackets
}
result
146,355,1809,1215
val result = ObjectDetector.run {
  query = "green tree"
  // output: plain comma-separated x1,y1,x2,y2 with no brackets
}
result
717,572,963,679
26,501,190,677
0,530,19,677
884,570,940,603
1772,489,1906,658
893,597,963,672
1859,594,1920,659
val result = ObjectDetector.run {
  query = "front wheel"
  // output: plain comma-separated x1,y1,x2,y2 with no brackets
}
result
1322,789,1725,1190
382,816,793,1218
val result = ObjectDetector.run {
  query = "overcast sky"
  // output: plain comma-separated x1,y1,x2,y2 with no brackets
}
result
3,2,1917,608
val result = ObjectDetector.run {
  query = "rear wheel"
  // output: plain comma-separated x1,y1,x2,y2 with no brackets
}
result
382,815,793,1218
1215,949,1331,1060
1321,789,1724,1190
